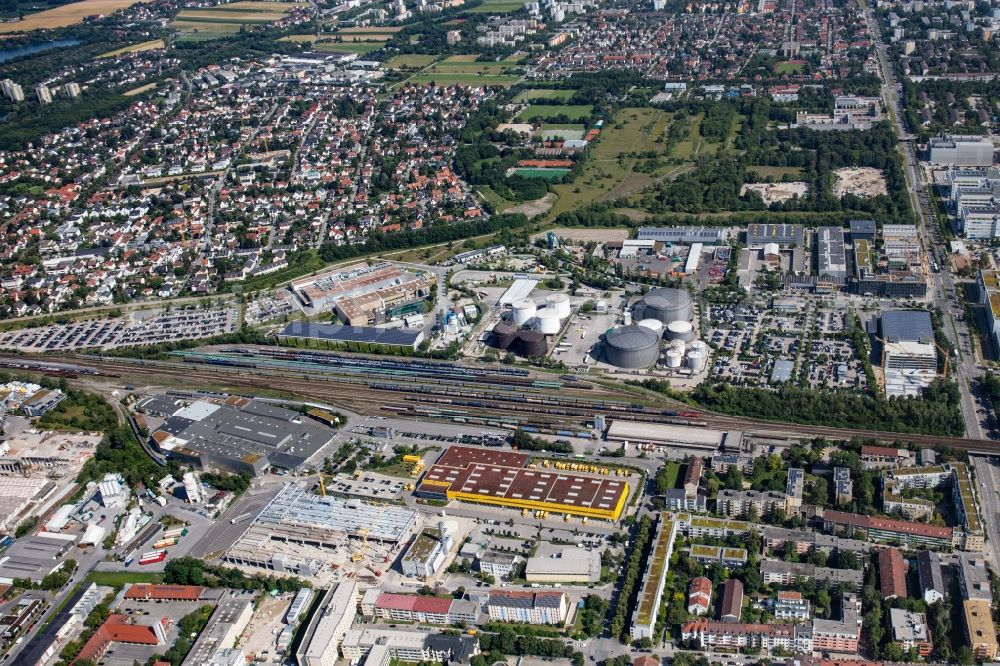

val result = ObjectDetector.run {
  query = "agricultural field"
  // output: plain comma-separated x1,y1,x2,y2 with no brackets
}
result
97,39,164,58
464,0,526,12
515,104,593,121
513,88,576,103
124,82,157,96
545,107,686,220
0,0,152,32
171,1,304,39
386,54,440,69
403,54,521,86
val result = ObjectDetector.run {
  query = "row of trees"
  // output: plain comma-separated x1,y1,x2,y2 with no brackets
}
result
608,514,654,641
164,557,308,592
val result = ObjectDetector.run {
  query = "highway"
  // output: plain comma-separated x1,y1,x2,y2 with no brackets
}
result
864,4,988,440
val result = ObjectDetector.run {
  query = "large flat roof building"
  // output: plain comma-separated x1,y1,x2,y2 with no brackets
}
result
747,223,805,248
636,227,729,244
416,446,629,521
142,395,336,476
525,545,601,583
963,599,998,660
816,226,847,278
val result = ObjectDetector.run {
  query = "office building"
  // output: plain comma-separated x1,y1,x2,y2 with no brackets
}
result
401,523,452,579
525,545,601,583
182,594,255,666
816,226,848,279
928,135,994,166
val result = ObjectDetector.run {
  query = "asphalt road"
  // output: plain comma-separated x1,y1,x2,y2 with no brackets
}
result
864,5,987,440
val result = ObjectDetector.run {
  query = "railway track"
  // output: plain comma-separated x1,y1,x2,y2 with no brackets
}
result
7,353,1000,454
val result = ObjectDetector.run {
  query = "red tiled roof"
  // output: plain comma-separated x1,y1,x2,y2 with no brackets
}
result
75,615,162,664
411,596,453,614
878,548,908,599
861,445,901,458
823,510,952,539
125,584,202,601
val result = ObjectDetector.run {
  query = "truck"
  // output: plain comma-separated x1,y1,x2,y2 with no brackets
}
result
154,496,167,507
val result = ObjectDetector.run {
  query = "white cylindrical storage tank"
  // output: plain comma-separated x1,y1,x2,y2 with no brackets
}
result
687,349,706,371
534,308,561,335
545,293,571,319
637,319,664,337
512,298,537,326
665,349,684,368
623,310,633,326
666,320,695,342
689,340,707,353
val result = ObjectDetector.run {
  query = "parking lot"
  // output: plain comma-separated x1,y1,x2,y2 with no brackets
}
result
0,306,236,353
705,297,868,389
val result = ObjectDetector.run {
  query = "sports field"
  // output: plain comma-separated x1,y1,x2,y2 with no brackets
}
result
516,104,592,121
97,39,165,57
513,89,575,103
0,0,151,32
401,54,521,86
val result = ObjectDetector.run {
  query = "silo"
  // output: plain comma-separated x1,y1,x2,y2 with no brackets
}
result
640,288,692,324
604,325,660,369
665,320,695,342
668,339,686,354
686,349,706,371
491,320,518,350
637,319,664,337
545,293,571,319
534,308,562,335
512,299,537,326
689,340,707,354
516,329,547,357
665,348,684,368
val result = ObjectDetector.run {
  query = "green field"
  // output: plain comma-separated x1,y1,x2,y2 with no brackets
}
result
386,54,440,68
539,124,585,140
511,167,570,180
513,89,576,103
315,41,384,53
775,61,804,74
464,0,526,12
477,185,518,211
86,571,166,585
747,165,805,179
545,107,682,220
515,104,593,122
409,73,520,86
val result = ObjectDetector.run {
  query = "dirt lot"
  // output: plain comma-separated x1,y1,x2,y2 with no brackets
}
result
741,181,810,205
833,167,887,198
237,594,293,659
531,226,630,244
0,0,152,32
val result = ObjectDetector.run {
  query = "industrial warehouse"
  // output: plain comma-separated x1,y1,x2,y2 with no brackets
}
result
222,484,419,577
140,395,338,476
415,446,631,521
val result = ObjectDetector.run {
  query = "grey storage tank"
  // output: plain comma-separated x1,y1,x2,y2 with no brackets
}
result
490,319,518,350
638,288,692,324
516,329,548,357
604,325,660,368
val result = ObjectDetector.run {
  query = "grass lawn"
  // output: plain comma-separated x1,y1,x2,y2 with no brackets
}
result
672,112,703,159
511,167,570,180
515,104,592,121
477,185,518,211
315,41,385,53
409,73,519,86
747,165,805,179
775,61,804,74
425,56,517,74
86,571,166,586
661,461,683,490
386,54,440,68
464,0,525,11
545,107,678,220
513,88,575,103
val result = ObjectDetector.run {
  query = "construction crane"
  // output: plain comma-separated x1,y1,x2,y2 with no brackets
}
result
876,335,949,378
317,473,327,497
351,526,369,563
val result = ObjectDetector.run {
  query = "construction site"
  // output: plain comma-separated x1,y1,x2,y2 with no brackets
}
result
220,483,420,584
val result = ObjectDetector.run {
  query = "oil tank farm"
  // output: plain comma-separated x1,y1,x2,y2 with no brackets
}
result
533,308,562,335
637,319,664,337
665,320,695,342
545,293,571,319
516,329,547,357
637,288,692,324
512,299,537,326
490,320,518,350
604,325,660,368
